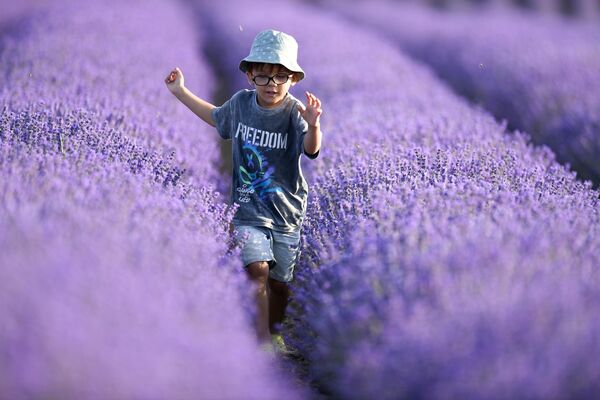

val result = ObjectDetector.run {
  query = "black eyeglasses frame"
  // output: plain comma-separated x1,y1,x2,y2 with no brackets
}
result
251,73,293,86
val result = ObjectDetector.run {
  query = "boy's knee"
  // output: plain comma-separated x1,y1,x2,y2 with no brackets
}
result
246,261,270,283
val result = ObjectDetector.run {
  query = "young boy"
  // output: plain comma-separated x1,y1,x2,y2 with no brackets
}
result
165,29,322,355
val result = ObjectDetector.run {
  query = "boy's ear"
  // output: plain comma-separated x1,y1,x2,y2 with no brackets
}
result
246,71,254,86
291,72,301,85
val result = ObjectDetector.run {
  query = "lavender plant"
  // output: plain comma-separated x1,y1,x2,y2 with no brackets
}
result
0,0,305,398
192,0,600,398
0,0,223,190
333,1,600,184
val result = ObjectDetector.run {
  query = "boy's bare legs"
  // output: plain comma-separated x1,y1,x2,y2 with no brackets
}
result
268,277,289,334
246,261,271,343
246,262,291,351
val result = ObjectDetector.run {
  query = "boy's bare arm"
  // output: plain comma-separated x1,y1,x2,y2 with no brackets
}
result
298,91,323,154
165,67,216,127
304,124,322,155
174,87,217,127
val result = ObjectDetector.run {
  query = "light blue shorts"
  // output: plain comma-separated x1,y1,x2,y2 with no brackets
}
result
233,224,301,283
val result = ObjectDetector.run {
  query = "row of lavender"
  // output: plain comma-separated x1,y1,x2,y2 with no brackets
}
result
193,0,600,398
1,0,225,188
0,1,51,29
0,1,302,398
334,1,600,184
412,0,600,17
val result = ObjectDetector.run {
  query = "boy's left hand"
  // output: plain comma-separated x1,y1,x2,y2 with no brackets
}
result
298,91,323,128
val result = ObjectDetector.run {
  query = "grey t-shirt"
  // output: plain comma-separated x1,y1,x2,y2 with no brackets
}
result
211,89,319,232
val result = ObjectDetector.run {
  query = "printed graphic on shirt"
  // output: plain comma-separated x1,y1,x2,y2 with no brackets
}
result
237,143,283,203
235,122,288,150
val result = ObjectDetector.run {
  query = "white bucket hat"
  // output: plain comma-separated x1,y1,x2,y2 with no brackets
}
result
239,29,305,81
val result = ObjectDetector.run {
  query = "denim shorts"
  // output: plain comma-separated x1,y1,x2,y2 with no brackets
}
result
233,224,301,283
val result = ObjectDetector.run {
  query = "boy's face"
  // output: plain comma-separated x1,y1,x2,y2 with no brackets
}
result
246,63,297,109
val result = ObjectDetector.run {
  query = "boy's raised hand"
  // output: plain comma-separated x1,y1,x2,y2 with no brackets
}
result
298,91,323,128
165,67,185,95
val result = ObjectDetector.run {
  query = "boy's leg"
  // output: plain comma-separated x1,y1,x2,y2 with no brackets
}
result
268,277,290,334
246,261,271,343
233,225,276,344
268,228,301,334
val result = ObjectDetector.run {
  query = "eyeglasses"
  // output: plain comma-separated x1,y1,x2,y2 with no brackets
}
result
252,73,292,86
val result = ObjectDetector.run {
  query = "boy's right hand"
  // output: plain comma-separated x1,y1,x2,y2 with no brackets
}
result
165,67,185,95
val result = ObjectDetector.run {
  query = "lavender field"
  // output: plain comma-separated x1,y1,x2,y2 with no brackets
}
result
335,1,600,184
2,0,599,399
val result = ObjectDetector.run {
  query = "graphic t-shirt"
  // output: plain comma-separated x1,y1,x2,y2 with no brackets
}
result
211,89,319,232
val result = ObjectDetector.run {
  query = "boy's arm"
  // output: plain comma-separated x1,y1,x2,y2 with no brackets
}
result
173,87,216,127
165,67,216,127
304,124,321,155
298,91,323,155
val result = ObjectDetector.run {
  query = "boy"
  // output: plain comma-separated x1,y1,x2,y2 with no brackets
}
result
165,29,323,355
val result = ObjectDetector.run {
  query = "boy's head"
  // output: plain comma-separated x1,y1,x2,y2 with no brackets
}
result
239,29,304,80
239,30,305,109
